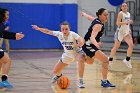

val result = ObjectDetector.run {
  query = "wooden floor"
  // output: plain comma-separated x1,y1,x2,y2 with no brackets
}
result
1,51,140,93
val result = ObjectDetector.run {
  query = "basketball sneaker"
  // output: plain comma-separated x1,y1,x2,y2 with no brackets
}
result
77,79,85,88
0,80,13,89
123,59,132,68
51,74,62,84
0,82,4,88
101,80,116,87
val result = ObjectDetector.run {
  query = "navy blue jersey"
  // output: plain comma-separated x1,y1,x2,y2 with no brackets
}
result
84,18,104,42
0,23,16,39
82,18,105,58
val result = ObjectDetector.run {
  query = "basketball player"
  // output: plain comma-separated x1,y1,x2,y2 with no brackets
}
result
32,21,86,88
109,2,134,68
0,8,24,89
0,8,10,53
81,8,115,87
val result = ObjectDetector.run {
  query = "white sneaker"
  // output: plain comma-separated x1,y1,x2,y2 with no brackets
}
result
77,79,85,88
123,59,132,68
51,74,62,83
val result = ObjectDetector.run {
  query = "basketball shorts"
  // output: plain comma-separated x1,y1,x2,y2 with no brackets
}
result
60,48,85,64
82,43,99,58
114,28,130,42
0,49,4,59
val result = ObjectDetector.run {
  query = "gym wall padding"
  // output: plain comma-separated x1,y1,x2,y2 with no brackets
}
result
0,3,78,49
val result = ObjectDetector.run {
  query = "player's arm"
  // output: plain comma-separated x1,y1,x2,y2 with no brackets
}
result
32,25,53,35
5,26,9,31
116,12,132,26
116,12,126,26
90,24,102,48
81,11,95,21
0,27,24,40
76,37,85,47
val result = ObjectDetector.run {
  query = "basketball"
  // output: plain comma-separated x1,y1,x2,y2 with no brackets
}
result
57,76,70,89
108,0,124,6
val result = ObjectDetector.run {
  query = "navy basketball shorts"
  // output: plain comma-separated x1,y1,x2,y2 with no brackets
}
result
82,44,99,58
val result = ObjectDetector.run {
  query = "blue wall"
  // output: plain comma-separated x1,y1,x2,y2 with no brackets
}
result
0,3,78,49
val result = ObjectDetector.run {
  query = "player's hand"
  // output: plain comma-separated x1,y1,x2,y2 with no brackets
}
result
129,20,133,24
31,25,40,30
16,32,24,40
80,11,87,17
96,42,103,49
127,20,133,24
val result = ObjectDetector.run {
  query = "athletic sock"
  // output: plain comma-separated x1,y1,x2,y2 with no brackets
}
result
56,73,62,77
109,57,113,61
126,56,130,61
79,78,83,80
1,75,8,81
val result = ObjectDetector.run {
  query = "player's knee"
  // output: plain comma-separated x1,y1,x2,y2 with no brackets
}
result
77,54,85,61
78,57,85,62
129,43,134,49
114,46,120,50
102,62,109,69
3,58,11,64
103,57,109,63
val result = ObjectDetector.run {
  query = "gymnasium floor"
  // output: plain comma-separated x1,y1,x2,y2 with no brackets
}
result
0,51,140,93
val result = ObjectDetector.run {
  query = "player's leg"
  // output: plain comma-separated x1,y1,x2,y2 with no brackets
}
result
0,38,4,49
109,40,121,62
0,52,13,89
94,50,115,87
51,53,73,83
51,60,68,83
0,62,2,75
76,53,85,88
109,29,122,62
4,39,10,53
123,34,134,68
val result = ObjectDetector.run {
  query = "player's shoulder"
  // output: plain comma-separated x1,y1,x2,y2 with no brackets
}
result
70,31,77,34
118,11,124,17
119,11,123,15
52,31,62,36
127,12,130,15
53,31,61,34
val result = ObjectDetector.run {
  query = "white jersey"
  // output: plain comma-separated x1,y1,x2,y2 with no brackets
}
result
115,11,131,42
119,11,131,32
52,31,80,54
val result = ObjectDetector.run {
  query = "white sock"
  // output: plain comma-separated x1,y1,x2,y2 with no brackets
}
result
79,78,83,81
56,73,62,77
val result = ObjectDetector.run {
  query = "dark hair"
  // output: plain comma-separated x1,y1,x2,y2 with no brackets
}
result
60,21,70,28
96,8,106,17
0,8,4,23
3,8,8,13
0,8,8,23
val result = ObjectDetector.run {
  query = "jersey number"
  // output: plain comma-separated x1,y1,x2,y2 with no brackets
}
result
65,46,73,50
